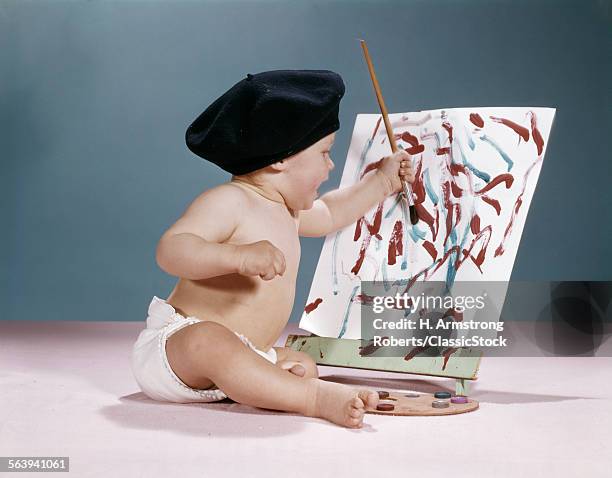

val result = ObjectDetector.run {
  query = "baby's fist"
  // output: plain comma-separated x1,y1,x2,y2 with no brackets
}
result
237,240,286,281
376,150,415,195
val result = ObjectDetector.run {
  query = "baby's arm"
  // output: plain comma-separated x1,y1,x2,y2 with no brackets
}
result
298,150,414,237
156,185,285,280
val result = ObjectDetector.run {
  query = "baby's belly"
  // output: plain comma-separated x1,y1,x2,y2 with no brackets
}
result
166,273,296,350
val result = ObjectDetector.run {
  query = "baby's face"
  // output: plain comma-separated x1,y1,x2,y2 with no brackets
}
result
282,133,335,211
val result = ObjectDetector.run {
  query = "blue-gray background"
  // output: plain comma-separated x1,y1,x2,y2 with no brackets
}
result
2,0,610,322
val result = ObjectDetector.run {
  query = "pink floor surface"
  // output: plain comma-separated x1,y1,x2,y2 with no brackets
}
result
1,320,611,478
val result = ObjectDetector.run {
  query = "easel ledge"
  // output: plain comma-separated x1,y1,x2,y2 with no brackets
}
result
285,334,482,396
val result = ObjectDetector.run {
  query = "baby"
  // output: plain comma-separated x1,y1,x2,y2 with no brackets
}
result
131,70,414,428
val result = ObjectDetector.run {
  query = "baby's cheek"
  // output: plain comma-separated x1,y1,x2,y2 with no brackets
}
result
302,178,318,192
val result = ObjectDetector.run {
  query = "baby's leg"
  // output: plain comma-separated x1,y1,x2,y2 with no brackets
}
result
166,321,379,428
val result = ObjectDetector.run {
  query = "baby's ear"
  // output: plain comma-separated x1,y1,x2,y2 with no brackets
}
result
269,159,288,172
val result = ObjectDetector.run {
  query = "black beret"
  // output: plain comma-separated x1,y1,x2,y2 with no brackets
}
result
185,69,345,175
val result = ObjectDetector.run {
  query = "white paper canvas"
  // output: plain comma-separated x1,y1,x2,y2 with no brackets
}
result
299,107,556,339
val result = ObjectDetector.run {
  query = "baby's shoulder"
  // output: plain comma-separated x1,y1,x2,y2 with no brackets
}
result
193,182,250,210
162,182,250,242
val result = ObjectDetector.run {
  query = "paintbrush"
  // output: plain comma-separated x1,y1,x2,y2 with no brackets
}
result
359,39,419,225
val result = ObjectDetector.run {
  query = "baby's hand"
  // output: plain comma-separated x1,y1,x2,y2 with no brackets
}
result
237,240,286,281
376,150,415,195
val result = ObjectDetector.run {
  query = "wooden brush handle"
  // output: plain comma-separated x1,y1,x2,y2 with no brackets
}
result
359,39,419,224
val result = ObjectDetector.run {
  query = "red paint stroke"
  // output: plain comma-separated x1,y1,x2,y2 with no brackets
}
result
494,196,522,257
451,180,463,198
354,294,375,305
387,220,403,266
371,116,383,141
434,208,440,241
470,214,481,234
449,162,467,177
441,182,454,247
454,202,462,234
404,267,430,294
429,245,461,278
460,225,493,273
529,111,544,155
304,298,323,314
442,121,454,144
359,338,388,357
446,162,475,196
404,345,429,362
351,202,385,275
353,219,362,241
412,160,426,203
398,131,426,155
443,307,464,322
495,155,543,257
414,203,439,241
436,147,451,155
360,157,383,178
490,116,530,142
403,248,450,293
442,347,459,370
422,240,438,261
475,173,514,196
469,113,484,128
409,225,493,289
482,195,502,215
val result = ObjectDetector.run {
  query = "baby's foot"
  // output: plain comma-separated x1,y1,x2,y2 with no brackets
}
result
305,379,379,428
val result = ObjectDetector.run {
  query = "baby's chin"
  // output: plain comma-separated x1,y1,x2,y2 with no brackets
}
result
288,187,319,211
296,196,317,211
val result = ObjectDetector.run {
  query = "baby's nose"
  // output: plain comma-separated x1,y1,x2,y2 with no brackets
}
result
326,157,335,171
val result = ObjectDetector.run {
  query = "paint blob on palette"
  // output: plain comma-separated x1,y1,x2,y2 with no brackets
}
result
300,107,556,339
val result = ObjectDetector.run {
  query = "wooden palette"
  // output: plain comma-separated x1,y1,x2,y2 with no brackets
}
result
367,391,479,416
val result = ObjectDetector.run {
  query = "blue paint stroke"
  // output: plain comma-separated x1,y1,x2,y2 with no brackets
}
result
434,132,443,149
423,169,439,205
464,125,476,150
445,210,473,290
441,193,460,290
355,136,375,183
338,285,359,338
388,260,441,291
384,195,402,219
456,137,491,183
331,231,342,295
460,206,473,253
381,260,392,292
399,196,410,270
408,223,427,242
443,196,476,291
480,134,514,172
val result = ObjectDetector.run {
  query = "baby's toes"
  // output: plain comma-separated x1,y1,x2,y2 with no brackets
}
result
350,396,365,410
358,390,379,410
347,414,364,428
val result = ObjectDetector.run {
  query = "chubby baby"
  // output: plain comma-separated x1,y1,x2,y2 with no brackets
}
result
131,70,414,428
